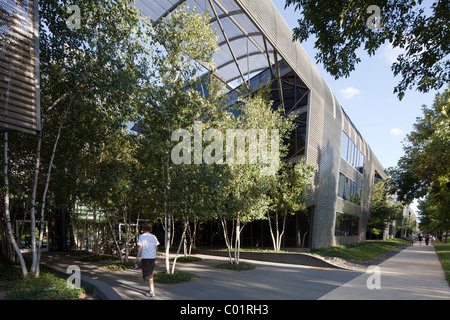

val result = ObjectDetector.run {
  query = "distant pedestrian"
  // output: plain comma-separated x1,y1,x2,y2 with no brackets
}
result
418,234,423,245
409,234,415,246
425,234,430,246
430,234,436,245
136,223,160,297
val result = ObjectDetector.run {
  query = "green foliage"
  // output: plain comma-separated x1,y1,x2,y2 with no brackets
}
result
434,241,450,285
311,238,409,261
285,0,449,99
368,180,404,235
176,256,204,263
0,263,85,300
388,85,450,232
266,159,316,250
101,262,135,271
215,262,256,271
0,255,24,282
153,271,196,283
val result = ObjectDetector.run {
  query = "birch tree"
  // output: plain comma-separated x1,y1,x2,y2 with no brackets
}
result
266,160,316,251
136,4,220,274
0,0,153,278
218,86,296,264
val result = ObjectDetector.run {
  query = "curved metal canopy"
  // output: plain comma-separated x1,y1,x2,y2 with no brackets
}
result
133,0,340,112
134,0,279,90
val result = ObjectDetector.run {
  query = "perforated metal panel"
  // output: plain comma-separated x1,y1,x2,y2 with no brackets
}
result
0,0,40,134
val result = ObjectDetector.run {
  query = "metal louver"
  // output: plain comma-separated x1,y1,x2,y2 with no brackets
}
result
0,0,40,134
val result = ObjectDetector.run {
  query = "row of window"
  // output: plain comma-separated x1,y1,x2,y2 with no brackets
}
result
335,213,359,237
341,131,364,174
338,172,362,205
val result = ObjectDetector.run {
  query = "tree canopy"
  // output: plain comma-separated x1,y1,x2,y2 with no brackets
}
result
285,0,449,100
388,85,450,234
367,180,403,238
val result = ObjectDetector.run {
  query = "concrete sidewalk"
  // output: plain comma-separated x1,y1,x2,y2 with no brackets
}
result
40,243,450,300
319,244,450,300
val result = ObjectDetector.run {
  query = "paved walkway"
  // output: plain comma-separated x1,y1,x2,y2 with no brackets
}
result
319,243,450,300
40,243,450,301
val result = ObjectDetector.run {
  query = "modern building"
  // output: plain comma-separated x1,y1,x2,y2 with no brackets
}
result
398,205,418,238
133,0,389,249
0,0,41,134
1,0,390,250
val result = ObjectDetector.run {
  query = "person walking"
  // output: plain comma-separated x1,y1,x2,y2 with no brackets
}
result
430,234,436,245
409,233,415,246
418,234,423,245
135,223,160,297
425,234,430,246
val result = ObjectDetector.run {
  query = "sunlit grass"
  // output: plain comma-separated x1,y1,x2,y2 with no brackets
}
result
310,238,409,262
434,241,450,286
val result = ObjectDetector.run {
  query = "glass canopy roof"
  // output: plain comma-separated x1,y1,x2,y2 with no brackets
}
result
134,0,276,90
133,0,341,119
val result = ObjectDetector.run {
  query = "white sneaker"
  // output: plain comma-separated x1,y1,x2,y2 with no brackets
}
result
145,291,155,297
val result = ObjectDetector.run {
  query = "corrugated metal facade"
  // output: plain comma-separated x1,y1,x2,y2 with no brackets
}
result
234,0,389,248
0,0,40,134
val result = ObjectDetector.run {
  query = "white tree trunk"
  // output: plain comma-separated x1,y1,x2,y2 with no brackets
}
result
219,215,233,264
35,100,72,276
171,218,188,274
3,132,28,278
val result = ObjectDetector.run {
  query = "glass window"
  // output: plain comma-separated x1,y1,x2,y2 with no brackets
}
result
342,177,351,200
338,172,362,206
351,216,359,236
358,152,364,174
335,213,359,237
348,180,355,202
353,142,358,167
341,132,349,160
338,173,346,198
335,213,343,237
341,131,365,175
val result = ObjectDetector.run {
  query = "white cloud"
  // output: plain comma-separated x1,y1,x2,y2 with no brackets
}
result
340,87,360,100
382,43,406,65
390,128,405,136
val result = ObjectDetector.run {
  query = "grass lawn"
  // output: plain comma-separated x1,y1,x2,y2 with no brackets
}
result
0,254,87,300
433,241,450,286
310,238,409,262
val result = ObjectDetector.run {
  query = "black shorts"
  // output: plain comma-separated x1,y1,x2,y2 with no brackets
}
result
141,259,156,281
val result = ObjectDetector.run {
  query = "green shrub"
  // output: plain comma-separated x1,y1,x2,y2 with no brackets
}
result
215,262,256,271
153,271,196,284
175,256,204,263
101,262,134,271
2,269,85,300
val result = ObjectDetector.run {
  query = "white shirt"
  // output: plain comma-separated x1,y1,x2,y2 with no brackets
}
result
138,233,160,259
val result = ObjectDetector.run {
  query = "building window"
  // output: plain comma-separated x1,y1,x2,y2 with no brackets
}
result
335,213,359,237
337,172,362,205
287,113,307,159
341,131,364,174
374,170,383,184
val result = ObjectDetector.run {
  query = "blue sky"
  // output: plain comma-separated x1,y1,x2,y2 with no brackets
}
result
273,1,439,172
